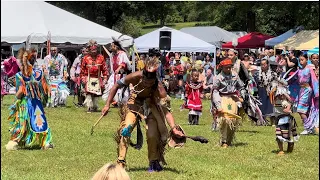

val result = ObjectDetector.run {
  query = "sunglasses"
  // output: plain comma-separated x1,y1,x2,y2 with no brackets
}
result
227,54,234,56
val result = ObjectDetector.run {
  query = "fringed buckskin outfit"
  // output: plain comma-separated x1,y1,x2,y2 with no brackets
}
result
115,71,171,170
211,59,246,147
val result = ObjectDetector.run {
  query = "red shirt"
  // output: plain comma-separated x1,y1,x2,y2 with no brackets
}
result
80,54,108,80
173,64,184,75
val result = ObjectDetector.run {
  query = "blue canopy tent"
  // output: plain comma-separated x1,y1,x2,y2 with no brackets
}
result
265,26,304,47
307,47,319,56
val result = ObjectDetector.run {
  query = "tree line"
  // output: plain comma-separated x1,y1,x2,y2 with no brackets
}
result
48,1,319,38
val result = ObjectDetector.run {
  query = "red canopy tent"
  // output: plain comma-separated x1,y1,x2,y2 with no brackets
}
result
222,32,273,49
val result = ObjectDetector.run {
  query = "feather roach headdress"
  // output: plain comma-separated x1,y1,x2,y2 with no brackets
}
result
112,34,134,52
17,34,37,77
143,56,159,79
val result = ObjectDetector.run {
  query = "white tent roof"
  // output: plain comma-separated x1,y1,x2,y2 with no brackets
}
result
180,26,239,48
135,26,216,52
1,1,133,46
230,31,248,38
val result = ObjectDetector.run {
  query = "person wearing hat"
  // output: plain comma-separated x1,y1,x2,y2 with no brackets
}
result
43,46,70,107
241,53,251,69
70,47,88,107
211,58,246,148
80,40,108,113
101,55,185,172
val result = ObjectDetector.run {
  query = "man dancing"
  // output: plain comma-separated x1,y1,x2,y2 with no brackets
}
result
44,47,70,107
80,40,108,113
70,47,88,107
107,37,132,106
101,55,184,172
211,58,246,148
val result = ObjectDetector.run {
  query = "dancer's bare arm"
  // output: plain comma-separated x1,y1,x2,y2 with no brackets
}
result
101,71,140,115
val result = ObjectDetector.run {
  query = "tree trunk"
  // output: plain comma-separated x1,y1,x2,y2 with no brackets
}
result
246,11,256,32
160,18,165,26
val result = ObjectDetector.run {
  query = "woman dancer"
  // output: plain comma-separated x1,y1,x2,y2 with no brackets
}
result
287,52,319,135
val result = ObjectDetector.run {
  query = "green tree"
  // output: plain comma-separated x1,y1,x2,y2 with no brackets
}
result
143,2,177,25
113,15,142,38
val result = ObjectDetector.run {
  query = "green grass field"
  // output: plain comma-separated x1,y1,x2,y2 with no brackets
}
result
1,95,319,180
140,22,209,35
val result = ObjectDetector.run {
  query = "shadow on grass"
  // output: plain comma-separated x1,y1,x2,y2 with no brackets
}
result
19,146,42,151
184,124,207,126
237,130,260,134
271,150,288,154
232,142,248,147
61,105,73,108
128,166,181,173
142,24,175,29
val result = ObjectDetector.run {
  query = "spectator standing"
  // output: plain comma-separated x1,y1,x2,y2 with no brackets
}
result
203,69,214,99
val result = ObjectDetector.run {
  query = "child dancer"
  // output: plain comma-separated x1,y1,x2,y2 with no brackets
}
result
185,69,203,125
269,78,299,155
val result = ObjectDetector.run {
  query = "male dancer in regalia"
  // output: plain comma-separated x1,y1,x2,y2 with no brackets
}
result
44,47,70,107
101,54,184,172
211,58,246,148
70,47,88,106
80,40,108,113
106,37,132,106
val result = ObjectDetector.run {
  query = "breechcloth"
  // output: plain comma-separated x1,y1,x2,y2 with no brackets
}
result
117,97,168,164
217,95,240,145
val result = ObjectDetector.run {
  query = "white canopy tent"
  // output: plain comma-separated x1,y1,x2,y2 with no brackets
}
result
134,26,216,53
1,1,133,46
180,26,239,48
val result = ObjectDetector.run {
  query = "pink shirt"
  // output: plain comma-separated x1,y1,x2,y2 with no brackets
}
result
3,56,20,77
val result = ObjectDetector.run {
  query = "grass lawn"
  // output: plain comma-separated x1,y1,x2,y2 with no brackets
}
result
140,22,209,35
1,95,319,180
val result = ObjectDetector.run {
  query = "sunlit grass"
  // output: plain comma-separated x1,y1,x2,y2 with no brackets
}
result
1,95,319,180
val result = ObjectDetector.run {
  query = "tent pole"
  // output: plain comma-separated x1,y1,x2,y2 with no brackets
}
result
40,47,43,59
213,48,217,75
132,50,135,73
